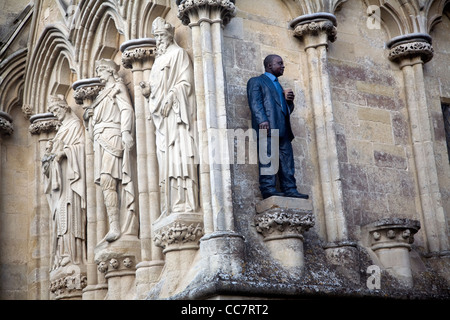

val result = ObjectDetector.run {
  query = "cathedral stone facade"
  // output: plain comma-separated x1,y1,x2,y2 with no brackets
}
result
0,0,449,300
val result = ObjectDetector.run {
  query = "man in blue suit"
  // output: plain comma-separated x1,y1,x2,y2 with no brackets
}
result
247,54,309,200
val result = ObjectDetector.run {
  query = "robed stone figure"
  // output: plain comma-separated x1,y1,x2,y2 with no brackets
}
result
42,95,86,270
141,17,199,216
88,58,137,242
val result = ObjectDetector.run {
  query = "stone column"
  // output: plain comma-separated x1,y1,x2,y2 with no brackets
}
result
176,0,245,282
120,38,164,299
254,197,314,273
363,218,420,287
29,112,60,299
73,79,108,300
289,13,358,282
387,33,449,256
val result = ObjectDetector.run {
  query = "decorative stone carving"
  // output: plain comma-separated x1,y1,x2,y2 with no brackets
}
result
121,38,157,69
142,17,199,217
49,265,88,300
154,220,204,253
290,13,338,43
0,111,13,136
88,59,137,243
177,0,236,26
29,113,60,135
387,33,434,64
72,78,105,105
42,95,87,271
364,218,420,287
254,196,314,271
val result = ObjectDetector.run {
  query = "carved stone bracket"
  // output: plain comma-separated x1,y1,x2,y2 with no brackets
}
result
254,196,314,271
0,111,13,136
363,218,420,287
387,33,434,64
290,12,338,43
153,213,204,253
120,38,156,69
177,0,237,26
29,113,60,135
49,265,87,300
72,78,104,105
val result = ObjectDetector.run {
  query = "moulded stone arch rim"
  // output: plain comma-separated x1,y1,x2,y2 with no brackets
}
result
139,1,171,38
0,48,28,115
23,24,77,117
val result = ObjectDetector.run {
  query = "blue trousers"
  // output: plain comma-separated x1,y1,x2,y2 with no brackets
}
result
257,133,297,195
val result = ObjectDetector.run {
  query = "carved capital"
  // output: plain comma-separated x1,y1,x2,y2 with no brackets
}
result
29,113,60,135
72,78,104,105
254,209,315,241
120,38,157,69
290,13,338,43
49,265,87,300
0,111,13,136
97,256,136,274
154,220,204,253
387,33,434,64
366,218,420,251
177,0,236,26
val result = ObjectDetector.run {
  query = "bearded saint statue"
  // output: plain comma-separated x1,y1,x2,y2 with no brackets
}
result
141,17,199,217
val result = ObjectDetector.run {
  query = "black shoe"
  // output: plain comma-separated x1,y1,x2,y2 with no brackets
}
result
261,191,285,199
284,191,309,199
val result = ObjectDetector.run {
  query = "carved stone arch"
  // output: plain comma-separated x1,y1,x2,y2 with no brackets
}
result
363,0,407,39
426,0,450,32
140,1,171,38
23,24,77,117
0,48,27,116
287,0,348,15
71,1,126,78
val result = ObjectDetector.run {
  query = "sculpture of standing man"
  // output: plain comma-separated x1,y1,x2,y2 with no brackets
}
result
87,58,137,242
247,54,309,200
42,95,86,269
141,17,199,216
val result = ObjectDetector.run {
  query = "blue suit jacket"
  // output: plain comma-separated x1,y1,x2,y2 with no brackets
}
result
247,74,295,141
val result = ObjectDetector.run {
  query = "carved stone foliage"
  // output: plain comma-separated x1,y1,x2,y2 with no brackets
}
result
29,113,60,135
72,78,105,105
387,33,434,63
153,221,204,252
290,13,338,42
120,39,156,69
255,208,315,240
177,0,237,26
50,269,87,300
0,112,13,136
97,256,136,274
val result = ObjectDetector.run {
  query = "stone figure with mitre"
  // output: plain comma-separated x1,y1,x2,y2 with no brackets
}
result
87,58,137,242
141,17,199,217
42,95,86,270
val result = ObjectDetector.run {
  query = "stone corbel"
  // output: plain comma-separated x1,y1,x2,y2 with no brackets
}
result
120,38,156,70
290,13,338,49
387,33,434,67
176,0,236,27
29,112,60,135
254,197,314,272
0,111,13,136
72,78,104,106
363,218,420,287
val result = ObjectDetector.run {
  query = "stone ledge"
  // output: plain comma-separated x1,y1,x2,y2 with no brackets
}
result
255,196,313,214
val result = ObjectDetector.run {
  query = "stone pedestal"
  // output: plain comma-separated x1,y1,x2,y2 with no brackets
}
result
254,196,314,272
94,235,141,300
363,218,420,287
152,212,204,298
49,264,87,300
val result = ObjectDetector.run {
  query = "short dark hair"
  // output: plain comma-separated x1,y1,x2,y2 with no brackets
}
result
263,54,281,69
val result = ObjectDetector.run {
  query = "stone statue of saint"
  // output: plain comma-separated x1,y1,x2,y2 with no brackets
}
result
42,95,86,270
141,17,199,216
88,58,137,242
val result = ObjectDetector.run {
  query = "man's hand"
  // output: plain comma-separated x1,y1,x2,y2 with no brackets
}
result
162,92,174,117
259,121,270,130
284,89,295,102
122,131,134,149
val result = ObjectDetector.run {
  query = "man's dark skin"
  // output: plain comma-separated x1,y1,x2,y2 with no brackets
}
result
247,54,309,200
